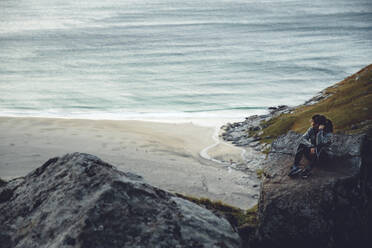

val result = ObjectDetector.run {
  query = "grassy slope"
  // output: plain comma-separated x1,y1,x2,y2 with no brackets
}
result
260,64,372,143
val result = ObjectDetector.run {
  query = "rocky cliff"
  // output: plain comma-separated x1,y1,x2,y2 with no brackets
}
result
218,64,372,247
255,132,372,248
0,153,241,248
221,64,372,152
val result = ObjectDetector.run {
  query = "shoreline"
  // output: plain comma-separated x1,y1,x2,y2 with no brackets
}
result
0,111,266,128
200,126,248,166
0,116,260,209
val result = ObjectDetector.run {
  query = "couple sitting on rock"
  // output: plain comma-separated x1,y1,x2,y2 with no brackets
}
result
288,114,333,178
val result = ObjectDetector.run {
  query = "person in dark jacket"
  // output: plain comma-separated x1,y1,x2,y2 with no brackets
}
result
288,114,332,178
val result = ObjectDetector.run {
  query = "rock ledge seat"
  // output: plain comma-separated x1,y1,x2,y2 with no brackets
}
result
257,131,372,248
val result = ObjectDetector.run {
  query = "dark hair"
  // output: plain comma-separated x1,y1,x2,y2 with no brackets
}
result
312,114,326,125
313,114,333,133
311,114,320,122
325,118,333,133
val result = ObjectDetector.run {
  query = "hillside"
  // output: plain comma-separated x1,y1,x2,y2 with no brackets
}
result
260,64,372,142
222,64,372,150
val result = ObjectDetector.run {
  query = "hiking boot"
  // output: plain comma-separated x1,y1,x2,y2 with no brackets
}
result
301,168,311,179
288,165,302,177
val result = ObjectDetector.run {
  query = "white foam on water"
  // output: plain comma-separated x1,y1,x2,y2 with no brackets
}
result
0,108,268,127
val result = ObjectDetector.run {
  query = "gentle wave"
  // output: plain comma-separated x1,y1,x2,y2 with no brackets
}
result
0,109,268,127
0,0,371,123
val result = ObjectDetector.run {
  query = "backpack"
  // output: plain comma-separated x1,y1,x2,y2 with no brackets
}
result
325,118,333,133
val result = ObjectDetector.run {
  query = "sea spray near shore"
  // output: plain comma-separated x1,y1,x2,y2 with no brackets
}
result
0,108,268,128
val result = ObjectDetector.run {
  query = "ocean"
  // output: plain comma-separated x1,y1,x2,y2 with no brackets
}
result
0,0,371,126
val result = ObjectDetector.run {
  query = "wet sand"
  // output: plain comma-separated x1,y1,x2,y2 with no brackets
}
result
0,117,259,209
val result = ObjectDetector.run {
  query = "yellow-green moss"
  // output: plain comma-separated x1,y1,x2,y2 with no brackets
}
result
175,193,258,227
256,169,264,179
259,64,372,142
241,204,259,227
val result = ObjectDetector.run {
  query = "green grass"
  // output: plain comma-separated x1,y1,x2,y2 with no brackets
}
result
256,169,264,179
259,64,372,142
175,193,258,228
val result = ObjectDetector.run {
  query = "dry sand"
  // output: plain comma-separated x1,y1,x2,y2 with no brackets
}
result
0,117,259,209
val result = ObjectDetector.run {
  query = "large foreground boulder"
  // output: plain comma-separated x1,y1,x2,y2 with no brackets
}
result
256,131,372,248
0,153,241,248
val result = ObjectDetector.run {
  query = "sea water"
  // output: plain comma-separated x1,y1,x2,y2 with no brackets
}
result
0,0,371,126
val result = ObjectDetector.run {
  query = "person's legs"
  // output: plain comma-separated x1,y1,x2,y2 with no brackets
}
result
289,144,309,176
304,148,316,167
302,148,329,178
301,148,316,178
294,143,308,166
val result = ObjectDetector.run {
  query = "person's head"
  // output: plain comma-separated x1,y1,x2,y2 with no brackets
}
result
311,114,326,129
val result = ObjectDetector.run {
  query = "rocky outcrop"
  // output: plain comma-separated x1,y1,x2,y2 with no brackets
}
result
0,153,241,248
256,132,372,248
220,105,293,151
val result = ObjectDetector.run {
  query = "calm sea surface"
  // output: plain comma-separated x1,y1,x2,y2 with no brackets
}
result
0,0,371,125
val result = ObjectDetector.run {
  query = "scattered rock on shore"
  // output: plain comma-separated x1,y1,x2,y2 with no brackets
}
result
220,105,293,152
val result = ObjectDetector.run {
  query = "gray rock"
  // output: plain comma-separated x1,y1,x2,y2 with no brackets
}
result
249,141,261,148
249,126,261,132
0,153,241,248
255,132,372,248
221,113,270,153
303,91,332,106
234,139,251,147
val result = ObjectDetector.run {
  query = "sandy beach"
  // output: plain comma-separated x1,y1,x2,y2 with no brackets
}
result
0,117,259,209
